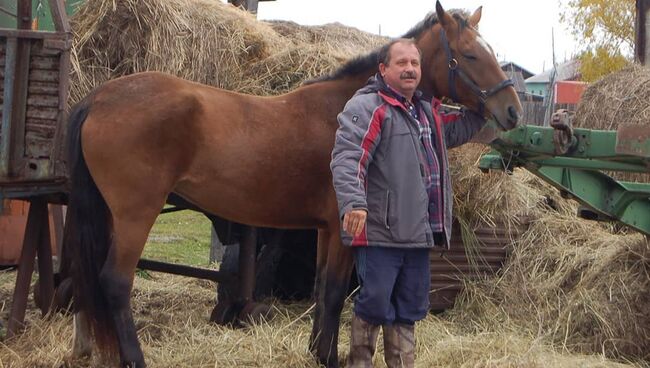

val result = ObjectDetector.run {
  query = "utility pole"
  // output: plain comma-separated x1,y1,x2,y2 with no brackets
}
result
228,0,276,15
635,0,650,65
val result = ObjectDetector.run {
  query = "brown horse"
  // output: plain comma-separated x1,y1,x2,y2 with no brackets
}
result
64,2,522,367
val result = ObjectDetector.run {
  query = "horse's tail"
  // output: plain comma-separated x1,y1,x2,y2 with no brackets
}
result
63,100,117,352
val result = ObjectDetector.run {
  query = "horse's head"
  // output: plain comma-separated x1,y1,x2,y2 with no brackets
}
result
415,1,522,130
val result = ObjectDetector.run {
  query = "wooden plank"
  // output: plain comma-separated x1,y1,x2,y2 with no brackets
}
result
7,197,45,337
26,123,56,139
7,36,31,177
27,94,58,108
48,0,71,33
29,56,59,70
29,69,59,83
26,106,58,120
0,55,53,70
28,82,59,95
0,29,63,40
26,117,58,127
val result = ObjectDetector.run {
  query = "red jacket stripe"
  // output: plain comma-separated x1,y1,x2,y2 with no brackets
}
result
356,104,387,189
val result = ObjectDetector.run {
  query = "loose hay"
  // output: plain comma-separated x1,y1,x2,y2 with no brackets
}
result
0,272,641,367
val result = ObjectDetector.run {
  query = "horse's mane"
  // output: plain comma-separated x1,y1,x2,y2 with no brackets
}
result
304,9,470,85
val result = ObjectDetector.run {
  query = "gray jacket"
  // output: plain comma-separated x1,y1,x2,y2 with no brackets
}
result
330,75,486,249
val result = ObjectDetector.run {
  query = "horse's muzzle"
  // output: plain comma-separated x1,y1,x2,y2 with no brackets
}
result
507,105,520,126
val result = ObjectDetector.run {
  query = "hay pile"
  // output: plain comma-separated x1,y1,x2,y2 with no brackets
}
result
573,64,650,182
574,64,650,130
69,0,387,103
452,214,650,362
445,144,650,363
69,0,280,103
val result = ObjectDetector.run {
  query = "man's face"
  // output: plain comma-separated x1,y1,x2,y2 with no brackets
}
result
379,42,421,98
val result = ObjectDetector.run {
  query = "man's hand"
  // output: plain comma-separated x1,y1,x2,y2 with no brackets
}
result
343,209,367,236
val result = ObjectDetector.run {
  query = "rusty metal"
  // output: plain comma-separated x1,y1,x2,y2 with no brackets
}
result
615,123,650,159
550,109,576,155
429,219,528,311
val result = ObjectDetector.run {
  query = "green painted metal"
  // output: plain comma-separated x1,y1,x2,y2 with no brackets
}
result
479,122,650,236
0,0,81,30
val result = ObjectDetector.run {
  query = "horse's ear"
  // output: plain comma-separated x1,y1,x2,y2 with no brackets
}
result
435,1,454,27
469,6,482,27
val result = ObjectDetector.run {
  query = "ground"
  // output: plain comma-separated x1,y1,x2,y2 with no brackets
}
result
0,211,644,367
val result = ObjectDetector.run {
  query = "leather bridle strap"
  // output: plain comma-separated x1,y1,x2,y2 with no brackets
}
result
439,28,514,106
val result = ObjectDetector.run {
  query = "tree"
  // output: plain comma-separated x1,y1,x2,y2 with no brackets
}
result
578,46,629,82
560,0,634,81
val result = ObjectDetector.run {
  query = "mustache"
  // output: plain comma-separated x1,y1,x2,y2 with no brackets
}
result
400,71,418,80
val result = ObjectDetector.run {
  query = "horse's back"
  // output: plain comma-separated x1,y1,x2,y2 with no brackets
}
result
77,71,340,228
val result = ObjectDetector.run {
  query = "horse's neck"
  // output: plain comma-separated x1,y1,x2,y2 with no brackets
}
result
290,74,374,117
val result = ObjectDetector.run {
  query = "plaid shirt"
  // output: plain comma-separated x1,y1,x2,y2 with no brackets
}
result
386,85,444,234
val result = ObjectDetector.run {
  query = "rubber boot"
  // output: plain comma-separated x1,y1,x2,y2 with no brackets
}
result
383,323,415,368
346,314,380,368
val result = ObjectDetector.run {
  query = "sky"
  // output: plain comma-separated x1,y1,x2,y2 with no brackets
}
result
247,0,577,76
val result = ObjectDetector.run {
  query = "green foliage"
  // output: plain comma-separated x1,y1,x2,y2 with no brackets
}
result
561,0,635,51
561,0,634,80
578,46,630,82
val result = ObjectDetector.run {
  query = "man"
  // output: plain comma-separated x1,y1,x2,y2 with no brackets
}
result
330,39,487,368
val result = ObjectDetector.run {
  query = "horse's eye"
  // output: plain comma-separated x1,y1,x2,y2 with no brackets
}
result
462,54,477,61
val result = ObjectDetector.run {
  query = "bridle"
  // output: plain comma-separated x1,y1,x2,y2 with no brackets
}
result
439,28,514,111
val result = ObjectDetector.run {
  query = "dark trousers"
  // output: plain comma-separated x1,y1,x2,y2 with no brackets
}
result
353,246,430,325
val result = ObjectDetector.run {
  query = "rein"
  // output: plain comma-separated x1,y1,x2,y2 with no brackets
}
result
439,28,514,112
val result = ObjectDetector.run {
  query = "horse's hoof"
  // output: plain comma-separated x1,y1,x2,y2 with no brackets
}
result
53,277,74,313
238,302,274,325
210,301,240,326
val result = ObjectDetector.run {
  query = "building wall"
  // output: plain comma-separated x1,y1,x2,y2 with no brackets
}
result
526,82,547,97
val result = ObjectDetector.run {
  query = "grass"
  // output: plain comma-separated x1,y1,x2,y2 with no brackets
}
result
142,209,214,267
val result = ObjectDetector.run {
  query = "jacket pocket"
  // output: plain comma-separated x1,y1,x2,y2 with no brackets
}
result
388,187,429,243
384,190,390,230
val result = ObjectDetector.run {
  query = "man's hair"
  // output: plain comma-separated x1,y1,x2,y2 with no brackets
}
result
377,38,422,66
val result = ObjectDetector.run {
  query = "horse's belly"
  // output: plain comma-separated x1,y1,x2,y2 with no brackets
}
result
173,173,332,229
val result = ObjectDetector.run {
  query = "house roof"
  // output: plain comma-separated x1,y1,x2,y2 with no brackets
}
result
499,61,534,79
525,59,581,84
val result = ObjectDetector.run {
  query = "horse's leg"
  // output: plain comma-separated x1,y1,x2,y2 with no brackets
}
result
98,208,161,367
316,223,354,368
309,228,330,354
71,312,93,358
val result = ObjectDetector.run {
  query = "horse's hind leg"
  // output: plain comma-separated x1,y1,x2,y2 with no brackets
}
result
309,228,330,354
100,207,162,367
315,224,354,368
72,311,92,358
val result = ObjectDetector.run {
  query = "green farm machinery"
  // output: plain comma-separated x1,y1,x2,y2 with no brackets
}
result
480,110,650,237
